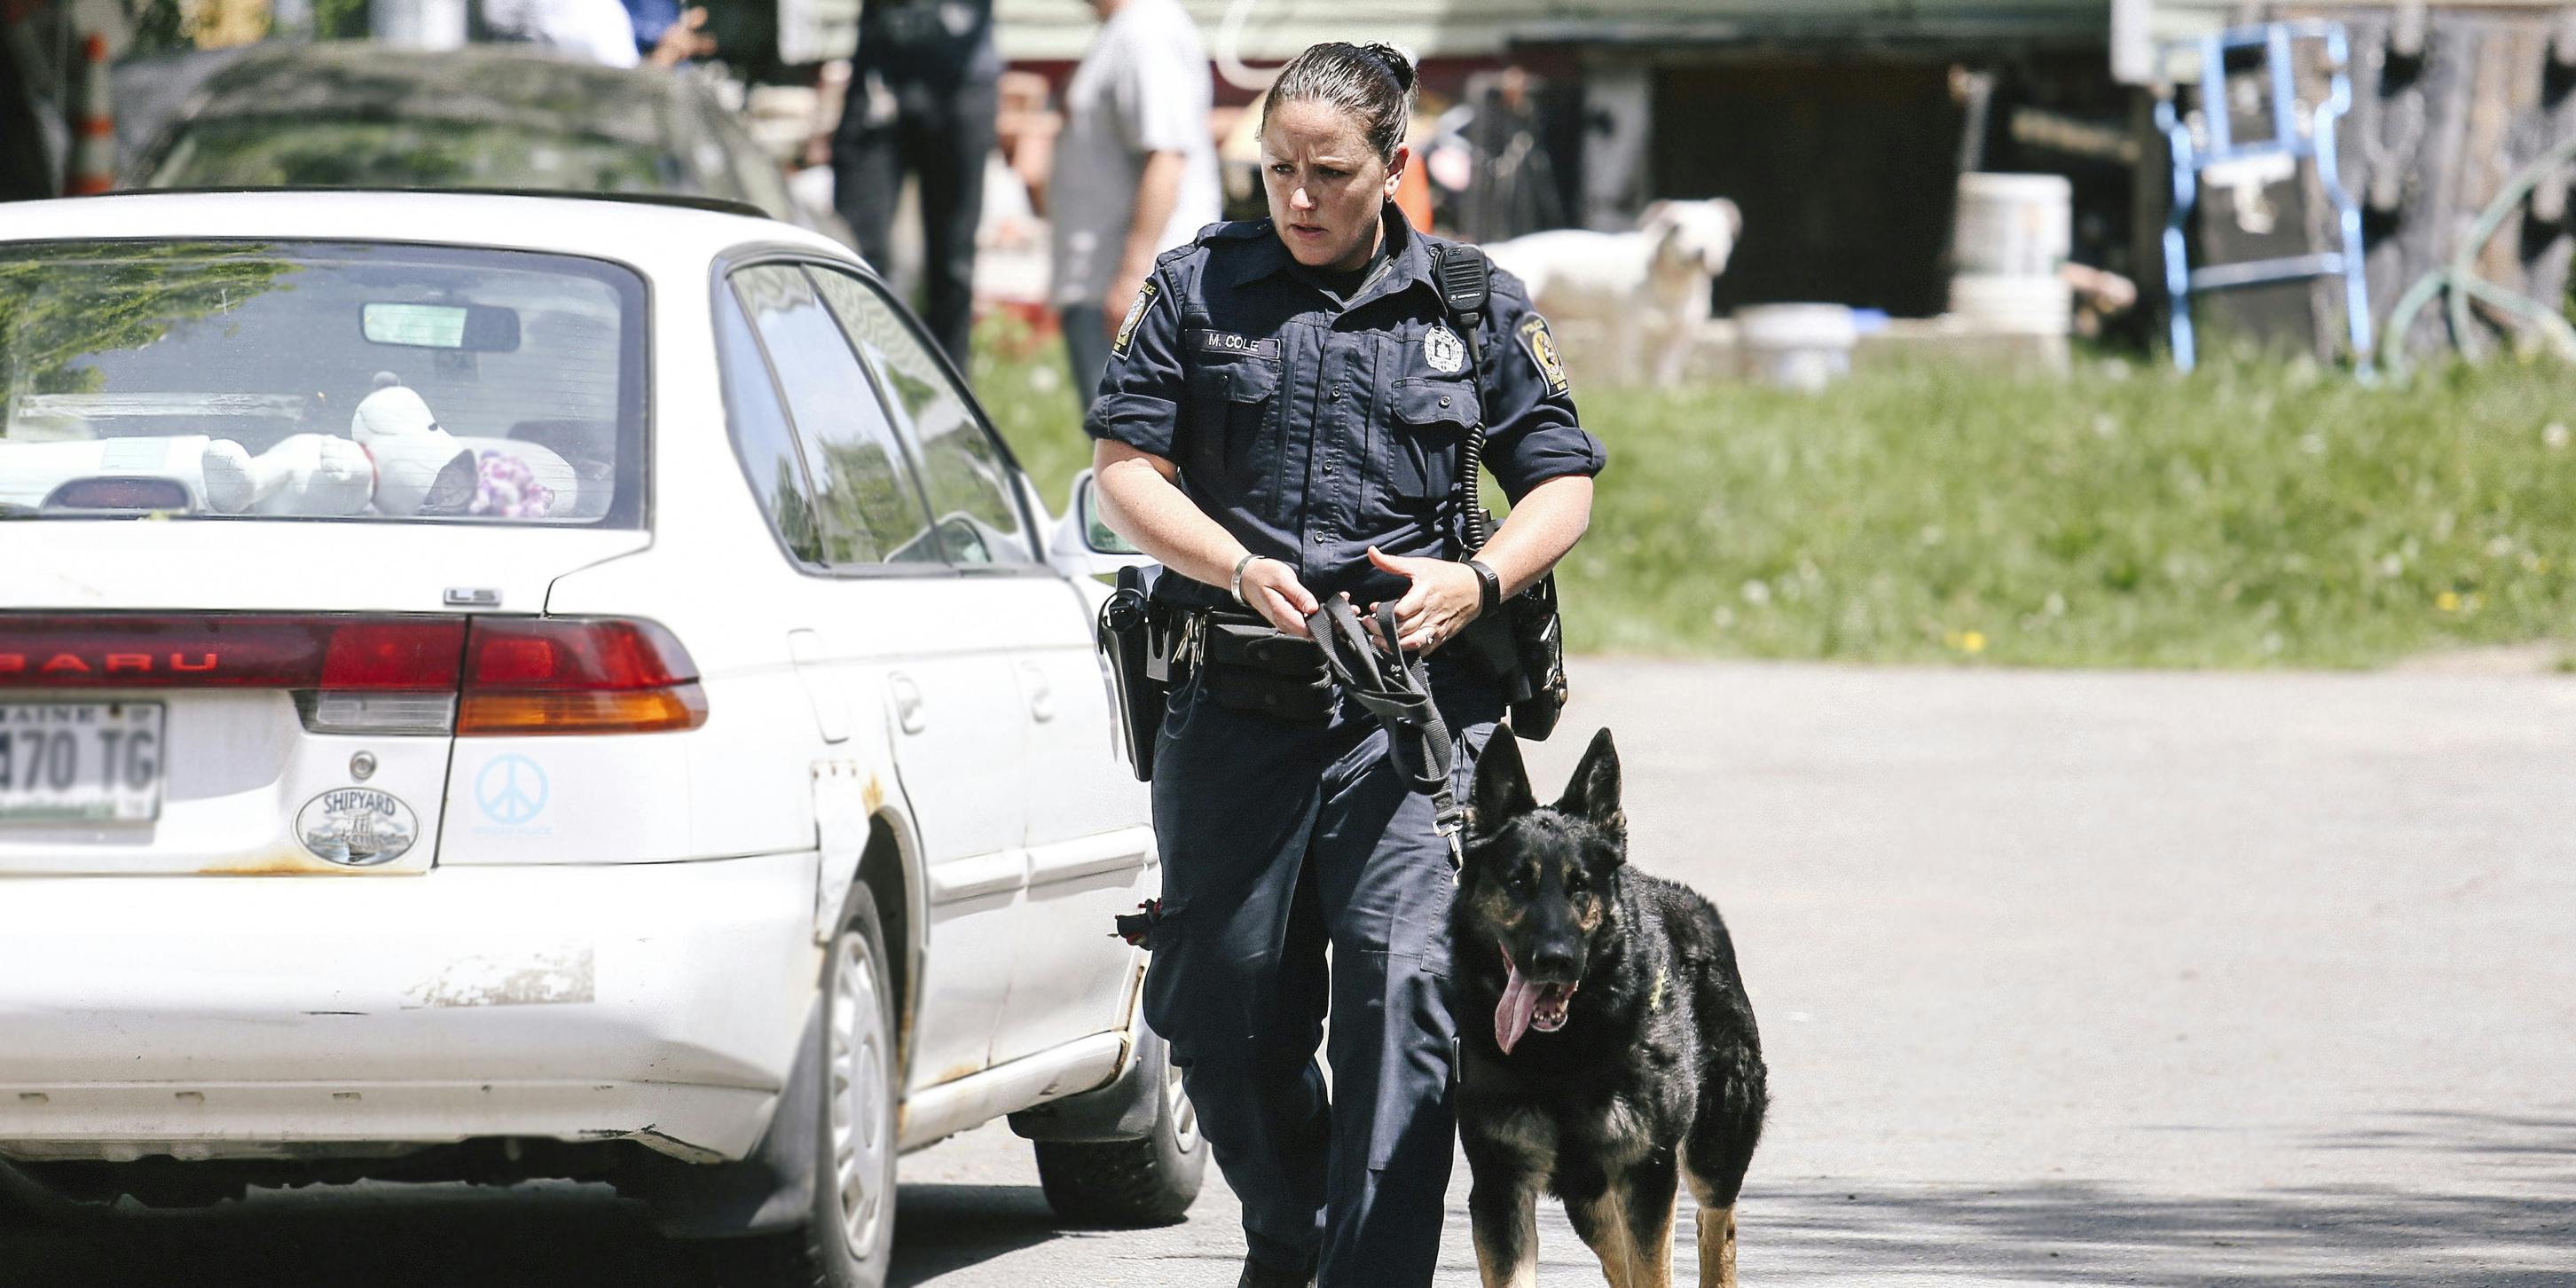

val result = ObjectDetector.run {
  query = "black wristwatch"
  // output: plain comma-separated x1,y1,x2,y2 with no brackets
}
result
1465,558,1503,616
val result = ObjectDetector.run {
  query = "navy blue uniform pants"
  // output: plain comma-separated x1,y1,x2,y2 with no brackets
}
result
1143,664,1498,1285
831,73,993,369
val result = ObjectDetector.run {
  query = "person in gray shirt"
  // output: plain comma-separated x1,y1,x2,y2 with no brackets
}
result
1051,0,1221,405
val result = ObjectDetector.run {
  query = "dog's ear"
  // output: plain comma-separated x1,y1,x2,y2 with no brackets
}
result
1469,726,1538,836
1640,200,1675,234
1715,197,1743,240
1553,726,1626,842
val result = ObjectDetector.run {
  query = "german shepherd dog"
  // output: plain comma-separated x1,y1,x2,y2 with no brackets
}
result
1453,727,1767,1288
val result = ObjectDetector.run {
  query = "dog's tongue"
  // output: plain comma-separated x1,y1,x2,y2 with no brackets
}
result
1496,960,1544,1056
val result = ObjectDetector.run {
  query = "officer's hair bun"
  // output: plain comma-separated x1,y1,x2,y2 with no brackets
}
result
1261,41,1421,166
1357,43,1417,93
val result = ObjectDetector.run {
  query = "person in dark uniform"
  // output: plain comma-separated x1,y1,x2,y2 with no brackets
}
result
831,0,997,365
1085,42,1603,1288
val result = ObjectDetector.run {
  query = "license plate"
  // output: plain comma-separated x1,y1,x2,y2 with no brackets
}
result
0,702,167,823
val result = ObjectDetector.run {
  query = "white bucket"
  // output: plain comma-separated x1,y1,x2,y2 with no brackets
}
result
1737,304,1858,391
1948,272,2074,336
1953,172,2071,278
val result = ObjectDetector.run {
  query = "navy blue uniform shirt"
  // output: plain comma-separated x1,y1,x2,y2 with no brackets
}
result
854,0,997,86
1085,208,1606,609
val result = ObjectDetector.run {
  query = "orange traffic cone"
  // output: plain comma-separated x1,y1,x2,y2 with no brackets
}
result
65,34,114,195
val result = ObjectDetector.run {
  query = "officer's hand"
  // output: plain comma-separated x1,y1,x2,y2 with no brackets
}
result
1243,557,1319,640
1364,546,1481,655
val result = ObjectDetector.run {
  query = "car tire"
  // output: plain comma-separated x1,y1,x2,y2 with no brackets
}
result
0,1163,82,1232
709,891,900,1287
1031,1019,1205,1226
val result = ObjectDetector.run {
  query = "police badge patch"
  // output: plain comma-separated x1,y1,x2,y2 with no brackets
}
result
1111,279,1158,360
1423,324,1466,373
1516,314,1571,397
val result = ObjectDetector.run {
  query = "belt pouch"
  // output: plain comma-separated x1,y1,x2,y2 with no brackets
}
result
1198,616,1334,723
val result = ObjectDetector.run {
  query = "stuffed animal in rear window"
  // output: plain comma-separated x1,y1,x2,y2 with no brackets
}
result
201,434,375,516
349,373,479,517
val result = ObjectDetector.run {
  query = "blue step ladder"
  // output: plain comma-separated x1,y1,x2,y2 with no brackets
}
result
2155,21,2373,373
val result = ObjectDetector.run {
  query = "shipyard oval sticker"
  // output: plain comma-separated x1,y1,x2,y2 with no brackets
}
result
296,787,419,867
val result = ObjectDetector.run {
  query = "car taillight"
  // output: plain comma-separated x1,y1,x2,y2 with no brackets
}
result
0,615,465,690
0,614,706,736
0,614,467,735
457,617,707,735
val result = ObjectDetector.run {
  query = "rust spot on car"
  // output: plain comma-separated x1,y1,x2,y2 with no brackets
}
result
934,1063,979,1085
401,946,596,1009
197,848,417,876
862,774,884,815
198,851,357,876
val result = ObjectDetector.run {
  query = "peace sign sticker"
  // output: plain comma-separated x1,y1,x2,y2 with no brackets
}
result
475,755,551,827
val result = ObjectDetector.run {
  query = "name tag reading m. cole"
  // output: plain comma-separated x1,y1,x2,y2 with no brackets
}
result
0,702,166,823
1191,330,1278,359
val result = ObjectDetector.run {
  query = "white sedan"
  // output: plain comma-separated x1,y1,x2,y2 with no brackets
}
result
0,190,1196,1286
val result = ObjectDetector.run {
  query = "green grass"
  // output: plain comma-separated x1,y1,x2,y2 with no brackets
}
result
972,313,1097,519
972,318,2576,670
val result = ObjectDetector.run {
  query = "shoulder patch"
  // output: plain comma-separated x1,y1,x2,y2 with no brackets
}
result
1111,279,1159,360
1516,314,1572,397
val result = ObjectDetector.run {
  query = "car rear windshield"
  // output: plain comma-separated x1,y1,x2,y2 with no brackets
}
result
0,239,646,526
148,119,690,198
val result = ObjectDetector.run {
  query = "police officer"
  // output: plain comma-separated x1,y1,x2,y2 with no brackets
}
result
831,0,998,366
1086,42,1604,1288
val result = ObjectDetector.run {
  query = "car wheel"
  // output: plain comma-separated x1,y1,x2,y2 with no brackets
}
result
711,891,900,1287
0,1163,87,1232
1031,1018,1206,1225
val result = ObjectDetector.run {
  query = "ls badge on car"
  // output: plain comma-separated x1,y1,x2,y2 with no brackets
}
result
296,787,419,866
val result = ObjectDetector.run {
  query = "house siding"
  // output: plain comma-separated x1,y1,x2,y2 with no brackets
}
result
994,0,2109,65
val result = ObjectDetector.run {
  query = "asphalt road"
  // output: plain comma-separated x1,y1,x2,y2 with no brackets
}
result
7,659,2573,1287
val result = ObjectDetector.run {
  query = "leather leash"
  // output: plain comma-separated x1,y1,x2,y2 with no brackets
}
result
1306,598,1466,873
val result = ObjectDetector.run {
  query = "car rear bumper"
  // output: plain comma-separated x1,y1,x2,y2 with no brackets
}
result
0,851,822,1164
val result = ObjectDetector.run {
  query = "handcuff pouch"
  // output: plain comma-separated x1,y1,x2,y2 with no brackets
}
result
1197,610,1335,724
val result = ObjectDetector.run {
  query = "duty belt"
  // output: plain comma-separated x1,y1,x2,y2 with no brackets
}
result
1305,599,1466,872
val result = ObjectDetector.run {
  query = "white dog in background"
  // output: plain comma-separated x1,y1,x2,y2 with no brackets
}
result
1483,198,1742,386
